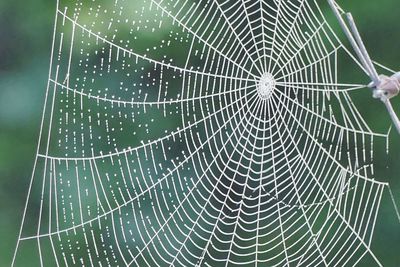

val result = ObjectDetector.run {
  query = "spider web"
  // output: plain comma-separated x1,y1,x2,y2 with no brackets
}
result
12,0,399,266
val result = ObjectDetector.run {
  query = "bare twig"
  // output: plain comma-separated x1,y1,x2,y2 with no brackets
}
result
328,0,400,134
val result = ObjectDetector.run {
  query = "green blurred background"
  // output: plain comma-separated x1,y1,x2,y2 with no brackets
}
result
0,0,399,266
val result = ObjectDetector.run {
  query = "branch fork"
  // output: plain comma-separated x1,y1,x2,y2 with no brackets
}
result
328,0,400,134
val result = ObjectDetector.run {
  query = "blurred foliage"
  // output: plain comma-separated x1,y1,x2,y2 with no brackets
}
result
0,0,399,266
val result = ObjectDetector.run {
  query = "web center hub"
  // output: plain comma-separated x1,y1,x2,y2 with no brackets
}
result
257,73,276,100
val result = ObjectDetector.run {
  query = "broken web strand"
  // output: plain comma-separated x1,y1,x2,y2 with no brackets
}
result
11,0,400,266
